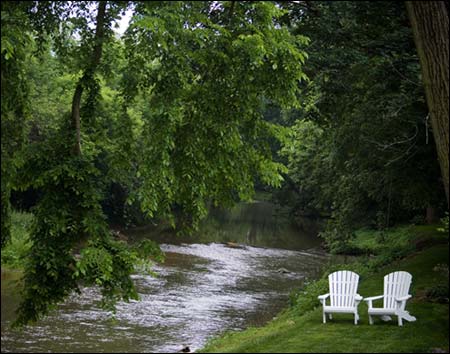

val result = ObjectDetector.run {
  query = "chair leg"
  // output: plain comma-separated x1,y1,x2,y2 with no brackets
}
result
329,314,333,320
354,313,358,325
369,315,373,325
398,315,403,326
323,311,326,324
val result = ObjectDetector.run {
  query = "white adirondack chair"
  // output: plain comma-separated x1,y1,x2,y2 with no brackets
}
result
364,271,416,326
318,270,362,325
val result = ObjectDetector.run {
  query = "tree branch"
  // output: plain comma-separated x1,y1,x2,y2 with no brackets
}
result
70,1,107,155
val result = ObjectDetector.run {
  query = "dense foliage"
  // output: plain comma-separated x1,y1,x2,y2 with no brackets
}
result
1,1,308,326
277,1,446,252
121,1,308,231
1,2,33,248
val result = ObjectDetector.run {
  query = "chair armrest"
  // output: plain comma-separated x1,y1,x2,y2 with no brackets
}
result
363,295,384,302
395,295,412,302
318,293,330,300
355,294,363,301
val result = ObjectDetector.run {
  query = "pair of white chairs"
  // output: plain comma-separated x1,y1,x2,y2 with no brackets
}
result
318,270,416,326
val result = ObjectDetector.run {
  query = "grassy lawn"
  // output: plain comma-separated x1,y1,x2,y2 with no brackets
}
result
200,227,449,353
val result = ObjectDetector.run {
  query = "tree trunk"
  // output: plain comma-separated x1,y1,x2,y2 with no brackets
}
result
406,1,449,207
426,205,437,224
70,1,107,155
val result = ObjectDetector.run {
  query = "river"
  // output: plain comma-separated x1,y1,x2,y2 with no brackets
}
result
1,201,328,353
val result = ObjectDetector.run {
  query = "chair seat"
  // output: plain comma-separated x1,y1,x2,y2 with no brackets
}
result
323,306,357,313
368,307,397,315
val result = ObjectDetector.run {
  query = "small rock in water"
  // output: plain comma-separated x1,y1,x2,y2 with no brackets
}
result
277,267,290,274
224,242,246,249
180,346,190,353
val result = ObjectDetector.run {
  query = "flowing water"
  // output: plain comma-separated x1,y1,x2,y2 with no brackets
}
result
1,201,328,353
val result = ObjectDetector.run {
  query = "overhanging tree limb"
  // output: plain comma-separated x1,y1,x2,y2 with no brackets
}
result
71,0,107,155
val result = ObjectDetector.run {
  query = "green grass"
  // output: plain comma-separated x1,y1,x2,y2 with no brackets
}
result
200,225,449,353
1,210,33,269
350,224,447,255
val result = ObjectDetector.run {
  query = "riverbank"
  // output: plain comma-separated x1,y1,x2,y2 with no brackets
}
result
199,225,449,353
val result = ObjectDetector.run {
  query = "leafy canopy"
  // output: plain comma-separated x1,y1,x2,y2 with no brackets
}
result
2,1,309,326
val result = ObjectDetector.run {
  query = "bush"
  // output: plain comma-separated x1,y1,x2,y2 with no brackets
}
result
319,224,356,254
290,277,329,315
425,284,449,303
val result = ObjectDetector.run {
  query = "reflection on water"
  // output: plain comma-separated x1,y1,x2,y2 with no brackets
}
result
128,201,323,251
1,201,327,353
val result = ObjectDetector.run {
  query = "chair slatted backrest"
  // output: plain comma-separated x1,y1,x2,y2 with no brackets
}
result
383,271,412,309
329,270,359,307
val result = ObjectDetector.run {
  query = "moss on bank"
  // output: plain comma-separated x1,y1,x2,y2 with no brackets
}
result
200,225,449,353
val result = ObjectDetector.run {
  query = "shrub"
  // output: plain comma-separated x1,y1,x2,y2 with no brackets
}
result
425,284,449,303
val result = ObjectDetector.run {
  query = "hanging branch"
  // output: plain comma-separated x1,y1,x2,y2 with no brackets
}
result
71,1,107,155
